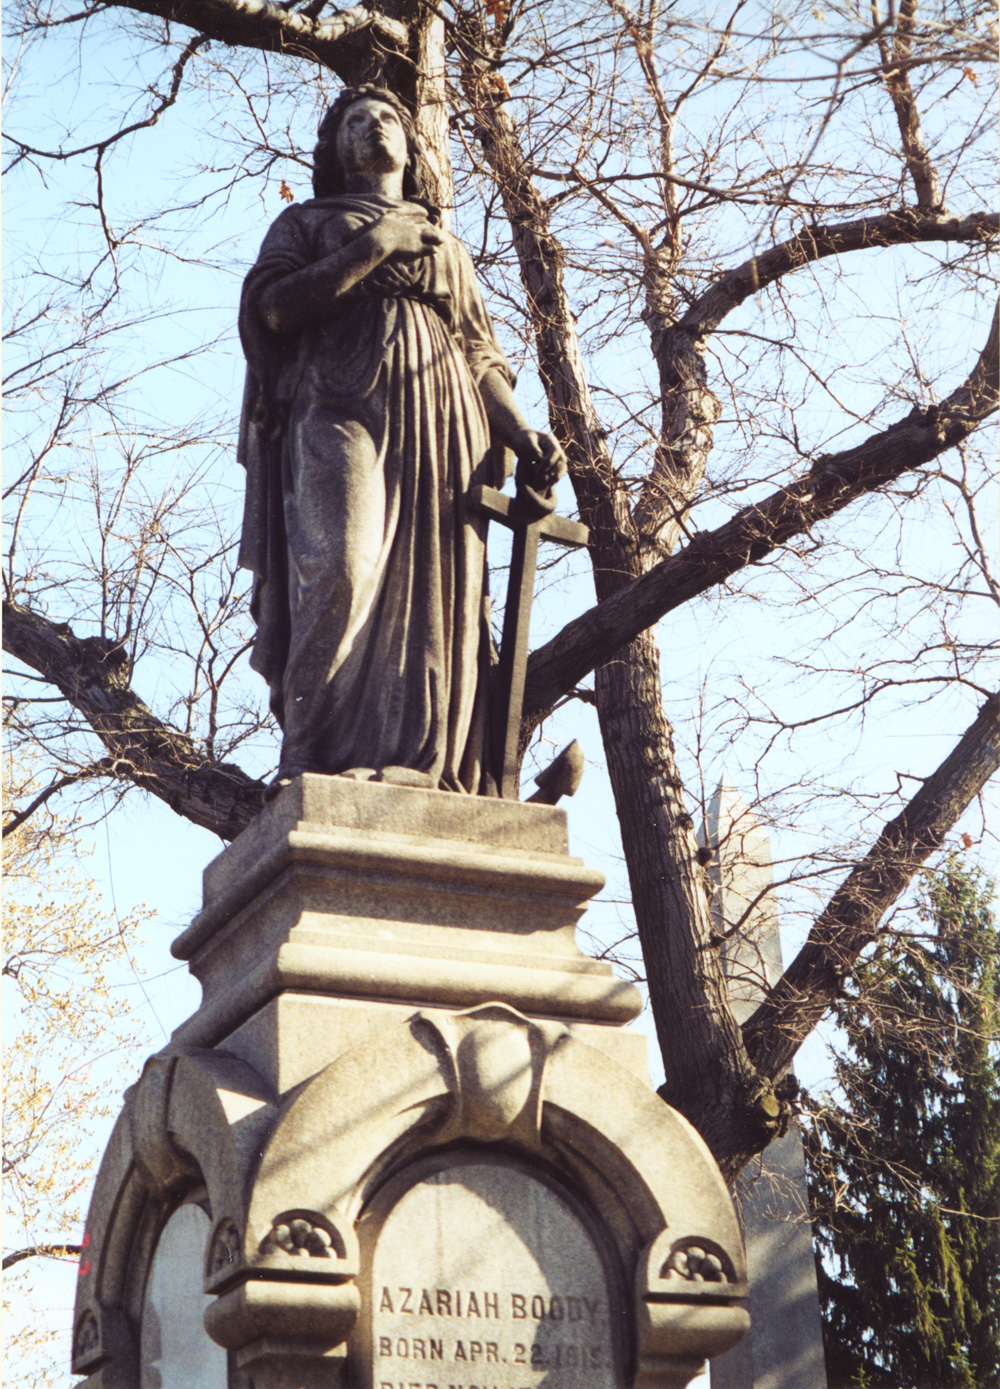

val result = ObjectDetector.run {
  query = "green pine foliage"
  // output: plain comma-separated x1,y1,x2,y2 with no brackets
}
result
804,859,1000,1389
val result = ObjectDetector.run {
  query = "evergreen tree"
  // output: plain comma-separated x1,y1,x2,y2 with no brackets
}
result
805,860,1000,1389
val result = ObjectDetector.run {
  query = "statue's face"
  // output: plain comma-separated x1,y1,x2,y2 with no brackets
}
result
335,98,409,178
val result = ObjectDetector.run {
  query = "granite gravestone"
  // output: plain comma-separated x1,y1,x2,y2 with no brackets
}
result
139,1203,226,1389
73,778,751,1389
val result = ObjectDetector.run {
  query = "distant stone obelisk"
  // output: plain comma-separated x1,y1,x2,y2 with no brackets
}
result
702,779,828,1389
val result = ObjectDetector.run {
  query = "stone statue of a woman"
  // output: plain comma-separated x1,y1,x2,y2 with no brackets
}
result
238,87,565,796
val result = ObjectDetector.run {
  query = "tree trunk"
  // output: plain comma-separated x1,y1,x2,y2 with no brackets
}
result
595,630,786,1180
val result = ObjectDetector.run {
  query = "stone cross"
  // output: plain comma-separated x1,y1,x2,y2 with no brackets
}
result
469,482,589,799
701,778,829,1389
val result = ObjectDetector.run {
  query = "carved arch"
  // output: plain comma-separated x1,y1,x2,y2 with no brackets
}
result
235,1003,748,1387
72,1008,748,1388
246,1003,744,1272
70,1049,275,1382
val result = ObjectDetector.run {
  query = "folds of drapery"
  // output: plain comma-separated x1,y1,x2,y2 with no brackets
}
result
237,195,513,792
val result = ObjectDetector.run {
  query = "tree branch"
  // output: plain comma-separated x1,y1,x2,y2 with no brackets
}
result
4,34,210,168
742,689,1000,1079
634,208,994,556
2,764,113,838
678,210,997,342
2,603,264,840
455,31,629,539
522,301,999,731
103,0,406,73
875,0,944,212
3,1243,82,1271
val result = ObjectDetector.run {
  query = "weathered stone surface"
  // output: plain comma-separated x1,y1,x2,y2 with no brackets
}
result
76,783,748,1389
220,991,650,1095
364,1157,617,1389
239,89,567,796
169,776,641,1056
702,779,784,1029
76,993,749,1389
710,1122,827,1389
201,776,571,910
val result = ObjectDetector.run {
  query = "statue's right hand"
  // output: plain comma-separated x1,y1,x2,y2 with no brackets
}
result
370,212,444,263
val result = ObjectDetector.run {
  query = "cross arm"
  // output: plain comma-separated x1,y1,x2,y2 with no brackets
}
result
467,485,589,549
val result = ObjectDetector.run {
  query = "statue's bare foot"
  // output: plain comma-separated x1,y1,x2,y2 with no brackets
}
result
376,766,437,789
338,768,377,782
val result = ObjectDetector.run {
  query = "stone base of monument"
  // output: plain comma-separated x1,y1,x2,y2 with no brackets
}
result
72,776,749,1389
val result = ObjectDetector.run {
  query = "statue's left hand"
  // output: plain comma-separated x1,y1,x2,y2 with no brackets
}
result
476,367,567,498
513,430,568,494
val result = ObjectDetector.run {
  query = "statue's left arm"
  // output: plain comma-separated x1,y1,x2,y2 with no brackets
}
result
477,371,566,493
449,241,567,495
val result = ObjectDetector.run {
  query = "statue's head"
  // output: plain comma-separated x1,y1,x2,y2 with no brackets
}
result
312,86,425,200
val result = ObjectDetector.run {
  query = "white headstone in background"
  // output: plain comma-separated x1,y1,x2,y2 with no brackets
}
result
370,1160,616,1389
702,779,828,1389
140,1203,228,1389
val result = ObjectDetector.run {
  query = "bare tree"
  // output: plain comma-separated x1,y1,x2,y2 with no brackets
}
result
2,751,151,1381
3,0,998,1180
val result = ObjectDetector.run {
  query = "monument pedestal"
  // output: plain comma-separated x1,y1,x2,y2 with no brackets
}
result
72,778,749,1389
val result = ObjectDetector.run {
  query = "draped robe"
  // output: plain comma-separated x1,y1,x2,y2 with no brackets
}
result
238,195,512,792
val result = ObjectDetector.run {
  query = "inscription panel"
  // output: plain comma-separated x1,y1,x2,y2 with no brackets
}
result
370,1160,616,1389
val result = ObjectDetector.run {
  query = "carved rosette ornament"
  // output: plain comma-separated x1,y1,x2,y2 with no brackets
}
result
662,1242,730,1284
261,1216,335,1258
